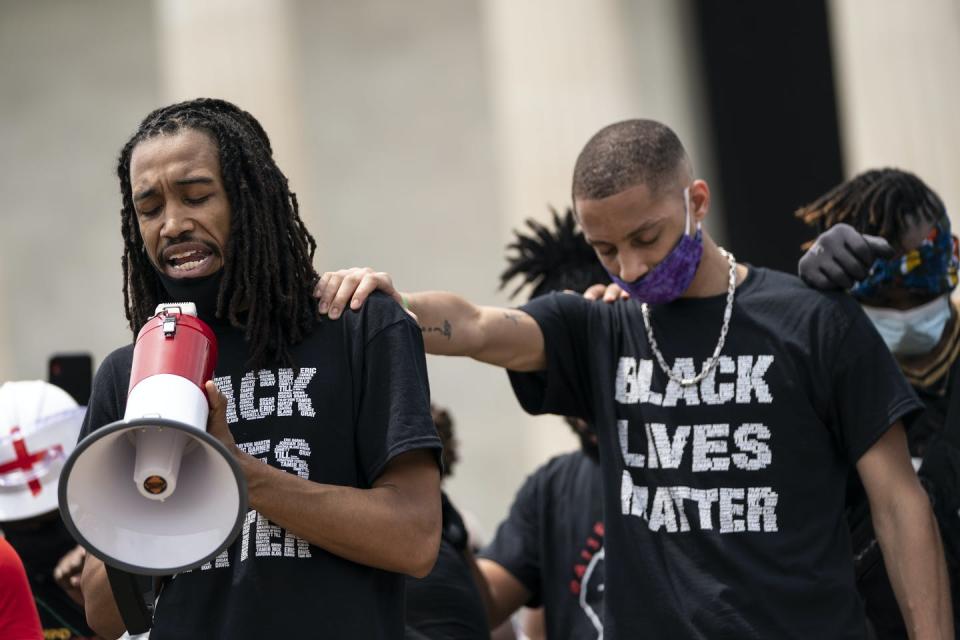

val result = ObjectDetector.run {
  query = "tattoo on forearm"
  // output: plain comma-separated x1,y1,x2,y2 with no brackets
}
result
420,319,452,340
504,312,521,325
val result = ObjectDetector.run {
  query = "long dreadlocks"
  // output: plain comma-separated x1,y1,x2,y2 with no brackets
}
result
117,98,318,368
795,168,946,243
499,207,610,300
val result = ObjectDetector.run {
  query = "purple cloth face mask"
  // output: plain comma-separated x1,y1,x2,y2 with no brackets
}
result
606,188,703,305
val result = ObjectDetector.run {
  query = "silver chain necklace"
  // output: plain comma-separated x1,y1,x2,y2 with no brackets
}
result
640,248,737,387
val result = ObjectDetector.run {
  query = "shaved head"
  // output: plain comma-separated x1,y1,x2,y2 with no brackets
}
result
573,119,691,202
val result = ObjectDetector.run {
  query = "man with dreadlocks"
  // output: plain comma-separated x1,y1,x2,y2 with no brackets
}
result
797,168,960,638
477,208,608,640
78,98,442,640
318,119,952,638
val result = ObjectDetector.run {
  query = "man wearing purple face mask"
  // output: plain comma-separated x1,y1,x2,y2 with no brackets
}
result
317,120,952,639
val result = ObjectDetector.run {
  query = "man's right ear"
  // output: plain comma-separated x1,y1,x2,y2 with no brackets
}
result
689,179,710,224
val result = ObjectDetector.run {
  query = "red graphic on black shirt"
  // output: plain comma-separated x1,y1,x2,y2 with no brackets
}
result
570,521,604,595
571,521,605,638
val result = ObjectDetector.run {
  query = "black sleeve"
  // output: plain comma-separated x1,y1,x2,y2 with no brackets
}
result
480,467,544,607
354,299,442,485
79,347,133,441
507,292,596,423
404,625,433,640
827,301,923,463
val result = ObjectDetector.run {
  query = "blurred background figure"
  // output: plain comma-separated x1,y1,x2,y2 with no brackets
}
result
797,168,960,639
0,536,43,640
405,404,489,640
478,210,608,640
0,379,95,639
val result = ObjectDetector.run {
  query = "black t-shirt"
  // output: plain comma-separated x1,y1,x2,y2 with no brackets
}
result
481,449,605,640
508,267,921,640
79,293,442,640
404,492,489,639
4,518,96,639
910,357,959,457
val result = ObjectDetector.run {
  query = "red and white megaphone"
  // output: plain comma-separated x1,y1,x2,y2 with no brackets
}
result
59,303,247,575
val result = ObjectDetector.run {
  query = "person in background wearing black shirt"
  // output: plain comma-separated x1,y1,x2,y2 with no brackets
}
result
405,404,489,639
317,119,952,638
478,210,607,640
797,168,960,639
79,98,442,640
3,516,96,640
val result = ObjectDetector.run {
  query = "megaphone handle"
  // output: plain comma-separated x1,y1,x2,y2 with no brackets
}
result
104,564,153,634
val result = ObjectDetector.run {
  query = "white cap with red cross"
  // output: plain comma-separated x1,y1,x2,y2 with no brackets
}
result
0,380,85,522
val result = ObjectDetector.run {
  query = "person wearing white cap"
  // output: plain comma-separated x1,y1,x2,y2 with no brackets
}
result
0,380,91,639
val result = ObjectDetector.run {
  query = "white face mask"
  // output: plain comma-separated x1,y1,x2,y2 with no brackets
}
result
861,295,952,357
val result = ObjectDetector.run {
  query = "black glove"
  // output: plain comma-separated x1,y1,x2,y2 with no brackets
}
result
798,223,895,290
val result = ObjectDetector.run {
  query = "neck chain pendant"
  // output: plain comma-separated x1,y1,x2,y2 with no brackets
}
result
641,249,737,387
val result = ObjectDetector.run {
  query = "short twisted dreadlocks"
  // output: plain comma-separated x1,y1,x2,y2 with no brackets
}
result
500,207,606,457
117,98,318,367
500,207,611,299
795,168,947,243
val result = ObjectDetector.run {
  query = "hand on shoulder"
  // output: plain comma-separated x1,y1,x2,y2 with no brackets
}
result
581,282,629,303
314,267,414,321
798,223,893,290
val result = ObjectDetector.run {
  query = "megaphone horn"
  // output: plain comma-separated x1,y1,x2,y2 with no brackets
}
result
59,303,248,576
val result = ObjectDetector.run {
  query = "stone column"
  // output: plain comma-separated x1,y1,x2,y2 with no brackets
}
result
0,270,10,380
480,0,717,466
828,0,960,229
152,0,314,229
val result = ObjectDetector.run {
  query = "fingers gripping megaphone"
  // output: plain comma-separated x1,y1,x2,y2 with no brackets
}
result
58,303,247,576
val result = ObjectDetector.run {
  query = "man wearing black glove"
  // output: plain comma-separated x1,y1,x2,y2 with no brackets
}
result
797,168,960,639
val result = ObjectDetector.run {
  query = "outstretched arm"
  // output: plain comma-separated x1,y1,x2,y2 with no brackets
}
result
858,422,953,639
315,268,547,372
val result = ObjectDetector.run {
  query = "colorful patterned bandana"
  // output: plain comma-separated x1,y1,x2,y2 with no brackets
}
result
851,216,960,300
